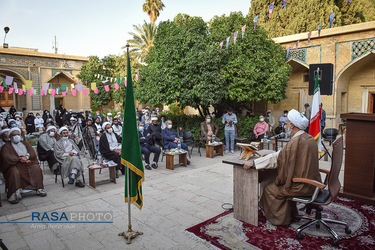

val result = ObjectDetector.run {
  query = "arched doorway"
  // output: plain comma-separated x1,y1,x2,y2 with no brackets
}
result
0,68,27,110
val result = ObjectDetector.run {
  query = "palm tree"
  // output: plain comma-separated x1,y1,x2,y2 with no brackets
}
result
124,21,157,63
142,0,165,24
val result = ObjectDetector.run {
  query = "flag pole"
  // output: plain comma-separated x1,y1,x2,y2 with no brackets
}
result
118,44,143,244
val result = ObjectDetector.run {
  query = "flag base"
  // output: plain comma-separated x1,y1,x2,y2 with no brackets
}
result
118,226,143,244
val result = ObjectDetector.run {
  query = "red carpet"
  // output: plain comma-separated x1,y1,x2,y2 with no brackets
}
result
186,197,375,249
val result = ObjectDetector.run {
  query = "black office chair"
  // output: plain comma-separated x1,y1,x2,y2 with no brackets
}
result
288,136,351,246
183,131,201,158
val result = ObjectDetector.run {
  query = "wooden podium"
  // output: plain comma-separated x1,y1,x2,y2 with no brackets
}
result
340,113,375,203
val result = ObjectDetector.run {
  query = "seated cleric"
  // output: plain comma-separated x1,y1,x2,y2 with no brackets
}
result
245,109,321,226
0,127,47,204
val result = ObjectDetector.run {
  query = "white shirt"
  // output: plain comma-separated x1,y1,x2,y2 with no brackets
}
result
105,132,121,151
34,117,44,128
112,124,122,137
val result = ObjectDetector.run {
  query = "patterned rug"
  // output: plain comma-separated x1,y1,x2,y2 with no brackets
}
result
186,197,375,249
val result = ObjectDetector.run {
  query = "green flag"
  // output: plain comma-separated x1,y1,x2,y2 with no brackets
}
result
121,52,144,209
61,84,67,92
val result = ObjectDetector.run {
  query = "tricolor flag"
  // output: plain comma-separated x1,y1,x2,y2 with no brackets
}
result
122,49,144,209
309,69,323,155
346,0,352,3
308,32,311,44
329,12,335,28
282,0,286,8
286,47,290,58
219,41,224,49
242,25,246,38
234,31,238,44
253,15,259,30
226,37,230,49
269,2,275,18
296,40,299,50
318,23,322,37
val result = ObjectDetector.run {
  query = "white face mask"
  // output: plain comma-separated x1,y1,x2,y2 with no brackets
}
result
167,124,172,129
12,135,22,144
138,126,144,132
62,136,69,140
107,128,113,134
49,131,55,137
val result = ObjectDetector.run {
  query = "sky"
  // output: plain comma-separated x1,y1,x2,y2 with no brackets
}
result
0,0,251,58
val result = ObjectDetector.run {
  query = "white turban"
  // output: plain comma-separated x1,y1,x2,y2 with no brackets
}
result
46,126,57,132
9,127,21,136
287,109,309,130
70,117,77,121
151,117,158,121
102,122,111,130
58,126,68,135
0,128,10,135
107,113,112,116
8,119,16,124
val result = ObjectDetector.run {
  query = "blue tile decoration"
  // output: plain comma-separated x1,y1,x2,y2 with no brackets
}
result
352,38,375,60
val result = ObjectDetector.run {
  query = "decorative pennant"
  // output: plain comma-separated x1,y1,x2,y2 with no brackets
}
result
9,88,14,94
15,89,18,94
110,78,113,82
82,89,87,95
102,80,108,84
296,40,299,50
346,0,352,4
76,84,83,92
116,78,121,85
29,87,34,96
125,79,127,87
226,37,230,49
62,91,67,96
308,32,311,44
2,79,6,87
0,86,4,92
37,88,40,95
24,89,27,95
100,75,103,80
19,89,23,95
135,74,139,81
219,41,224,49
13,82,18,89
94,87,99,94
104,85,110,92
234,31,238,44
72,89,77,96
329,12,335,28
25,80,33,89
253,15,259,30
42,83,49,92
51,89,56,96
34,89,37,95
61,84,67,92
114,83,119,89
41,89,45,96
269,2,274,18
91,82,96,90
318,23,322,37
242,25,246,39
48,89,52,94
5,76,13,86
56,88,60,95
97,74,100,79
22,84,26,92
282,0,286,8
286,48,290,58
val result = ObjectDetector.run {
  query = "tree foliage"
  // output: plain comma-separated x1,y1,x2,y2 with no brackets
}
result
142,0,165,24
248,0,375,38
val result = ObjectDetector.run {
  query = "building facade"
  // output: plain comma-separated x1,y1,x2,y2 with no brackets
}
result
0,47,89,113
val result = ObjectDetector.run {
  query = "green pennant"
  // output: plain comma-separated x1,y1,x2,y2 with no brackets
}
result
61,84,67,92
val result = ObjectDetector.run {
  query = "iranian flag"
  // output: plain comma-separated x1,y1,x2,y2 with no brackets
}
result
309,69,323,154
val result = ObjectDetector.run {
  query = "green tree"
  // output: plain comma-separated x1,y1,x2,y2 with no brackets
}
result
248,0,375,38
124,21,157,63
136,14,225,116
142,0,165,24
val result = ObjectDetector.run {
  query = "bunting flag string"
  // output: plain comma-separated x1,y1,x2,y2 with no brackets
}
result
286,48,290,59
282,0,286,9
308,32,311,44
226,37,230,49
241,25,246,38
253,15,259,30
329,12,335,28
318,22,323,37
219,41,224,49
233,31,238,44
269,2,275,18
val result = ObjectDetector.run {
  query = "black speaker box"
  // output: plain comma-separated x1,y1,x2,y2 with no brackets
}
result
309,63,333,95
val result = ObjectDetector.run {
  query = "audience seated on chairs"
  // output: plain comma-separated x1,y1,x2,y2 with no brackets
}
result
250,115,269,142
0,128,10,149
99,122,124,178
138,122,161,170
146,117,163,147
162,120,191,165
38,126,60,174
200,115,219,143
112,117,122,138
244,109,321,226
54,127,85,188
0,127,47,204
82,118,98,159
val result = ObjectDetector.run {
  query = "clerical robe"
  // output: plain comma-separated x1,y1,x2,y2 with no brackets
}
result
54,138,84,179
38,133,59,171
0,141,44,198
257,131,321,226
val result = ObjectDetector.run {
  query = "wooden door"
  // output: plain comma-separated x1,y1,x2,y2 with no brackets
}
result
0,90,14,107
368,92,375,114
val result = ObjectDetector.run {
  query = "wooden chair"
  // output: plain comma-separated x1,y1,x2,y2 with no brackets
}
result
288,136,351,246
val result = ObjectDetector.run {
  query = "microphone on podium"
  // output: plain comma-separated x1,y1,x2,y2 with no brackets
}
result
270,132,285,140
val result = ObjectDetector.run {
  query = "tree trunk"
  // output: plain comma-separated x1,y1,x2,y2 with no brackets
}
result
197,106,204,117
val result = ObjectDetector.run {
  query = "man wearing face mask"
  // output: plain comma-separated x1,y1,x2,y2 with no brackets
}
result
99,122,124,178
266,110,275,134
0,127,47,204
200,115,219,143
94,111,104,125
34,113,44,133
37,126,60,174
162,120,191,165
222,107,237,154
251,115,269,142
275,110,289,135
0,128,10,149
24,113,36,134
160,115,167,130
146,117,163,147
244,109,321,226
139,122,161,170
0,114,7,129
54,127,85,187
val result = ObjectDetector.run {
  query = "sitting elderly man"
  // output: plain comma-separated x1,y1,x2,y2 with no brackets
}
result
38,126,60,174
146,117,163,147
244,109,321,226
200,115,219,143
0,127,47,204
162,120,191,165
139,122,161,170
0,128,10,149
99,122,124,178
250,115,269,141
54,127,85,188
